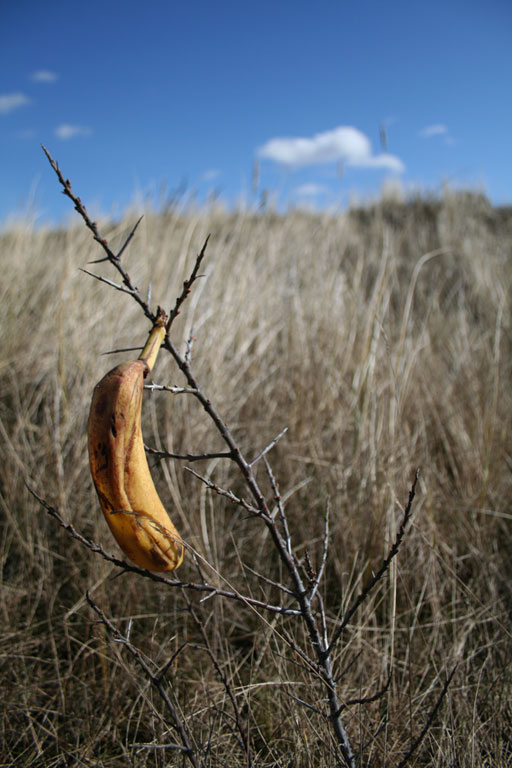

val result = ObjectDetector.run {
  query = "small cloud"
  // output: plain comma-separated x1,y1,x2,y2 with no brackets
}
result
17,128,36,139
55,123,92,140
360,153,405,171
31,70,59,83
419,124,448,138
258,125,404,173
200,169,220,182
296,183,327,197
0,92,30,115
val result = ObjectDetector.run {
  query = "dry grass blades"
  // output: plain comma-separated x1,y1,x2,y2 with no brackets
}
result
0,160,511,766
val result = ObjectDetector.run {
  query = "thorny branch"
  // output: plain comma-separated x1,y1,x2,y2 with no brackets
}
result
396,666,457,768
334,671,392,716
86,592,199,768
42,145,154,322
184,468,261,516
183,595,254,767
326,470,419,656
37,147,454,768
26,484,300,617
145,445,234,462
167,235,209,331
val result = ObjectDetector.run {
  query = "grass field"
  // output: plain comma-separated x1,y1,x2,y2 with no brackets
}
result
1,187,511,767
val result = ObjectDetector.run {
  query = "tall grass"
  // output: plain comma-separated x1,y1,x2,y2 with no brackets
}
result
1,190,511,766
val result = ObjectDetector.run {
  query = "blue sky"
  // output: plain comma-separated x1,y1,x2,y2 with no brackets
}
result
1,0,511,226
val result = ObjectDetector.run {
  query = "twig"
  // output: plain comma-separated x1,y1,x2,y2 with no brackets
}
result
249,427,288,467
396,666,457,768
264,458,292,555
86,216,144,264
326,471,419,655
79,267,136,295
242,564,295,597
185,331,195,365
352,718,388,761
86,592,199,768
287,692,323,716
116,215,144,260
185,468,261,516
316,591,330,657
184,594,254,766
42,145,155,321
334,671,392,716
167,236,210,332
103,345,144,356
309,501,330,603
145,445,233,462
334,651,363,685
144,382,199,395
26,484,300,616
156,642,188,685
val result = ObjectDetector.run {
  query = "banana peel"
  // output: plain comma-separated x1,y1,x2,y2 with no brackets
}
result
88,313,184,571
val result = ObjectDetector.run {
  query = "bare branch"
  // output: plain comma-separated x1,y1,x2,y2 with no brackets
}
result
166,236,210,332
86,593,199,767
26,485,300,616
87,217,144,263
334,671,392,716
103,345,144,356
316,591,329,654
42,145,155,321
156,643,189,685
287,692,323,716
326,471,419,655
144,382,199,395
351,718,388,762
115,214,144,260
249,426,288,467
396,666,457,768
185,467,261,516
334,651,363,684
185,331,195,365
145,444,233,462
242,564,295,596
184,594,254,766
264,458,292,556
154,337,350,765
309,501,330,603
79,267,136,294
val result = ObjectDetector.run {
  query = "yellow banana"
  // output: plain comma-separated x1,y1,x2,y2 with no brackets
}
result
88,314,184,571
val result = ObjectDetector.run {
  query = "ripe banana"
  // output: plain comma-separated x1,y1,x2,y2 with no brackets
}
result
88,314,184,571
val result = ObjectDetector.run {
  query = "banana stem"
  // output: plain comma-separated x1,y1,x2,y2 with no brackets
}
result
139,309,168,374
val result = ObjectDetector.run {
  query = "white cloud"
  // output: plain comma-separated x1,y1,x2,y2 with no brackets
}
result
258,126,404,173
31,70,59,83
419,124,448,138
17,128,36,139
55,123,92,140
0,92,30,115
200,169,220,182
295,183,327,197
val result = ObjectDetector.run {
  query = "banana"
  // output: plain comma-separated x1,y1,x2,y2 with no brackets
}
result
88,313,184,571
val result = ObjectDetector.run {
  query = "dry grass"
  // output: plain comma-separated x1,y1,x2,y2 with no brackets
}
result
1,189,511,766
